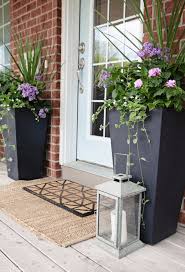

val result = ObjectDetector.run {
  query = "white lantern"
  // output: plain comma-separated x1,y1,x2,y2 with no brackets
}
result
96,176,146,258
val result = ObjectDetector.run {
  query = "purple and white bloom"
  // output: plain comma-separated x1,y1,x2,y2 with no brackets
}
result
137,50,146,59
149,47,162,58
18,83,39,101
134,79,143,89
165,79,176,88
100,70,111,81
148,68,161,77
137,42,162,59
38,109,46,119
143,42,154,50
98,70,111,87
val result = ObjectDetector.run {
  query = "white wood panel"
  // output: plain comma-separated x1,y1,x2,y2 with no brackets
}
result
127,244,185,272
178,226,185,235
0,250,21,272
0,212,108,272
153,239,185,267
0,220,65,272
166,232,185,249
72,239,150,272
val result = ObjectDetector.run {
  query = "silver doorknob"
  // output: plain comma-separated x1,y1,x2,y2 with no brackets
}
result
78,42,85,54
78,57,85,70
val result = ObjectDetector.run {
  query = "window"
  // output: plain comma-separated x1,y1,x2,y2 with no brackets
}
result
0,0,10,69
92,0,142,137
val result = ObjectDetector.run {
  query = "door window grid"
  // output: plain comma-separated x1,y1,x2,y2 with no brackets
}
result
91,0,141,137
0,0,10,69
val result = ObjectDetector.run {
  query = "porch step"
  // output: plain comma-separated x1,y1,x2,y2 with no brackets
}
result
62,161,113,188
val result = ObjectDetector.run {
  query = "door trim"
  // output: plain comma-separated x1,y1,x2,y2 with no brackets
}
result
60,0,80,165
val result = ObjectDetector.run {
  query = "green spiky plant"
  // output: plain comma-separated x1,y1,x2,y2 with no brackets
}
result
95,0,185,66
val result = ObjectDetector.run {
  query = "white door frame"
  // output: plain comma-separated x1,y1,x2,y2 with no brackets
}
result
60,0,80,165
60,0,144,165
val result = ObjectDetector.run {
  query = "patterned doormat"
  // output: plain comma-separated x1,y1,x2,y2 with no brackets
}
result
23,180,97,217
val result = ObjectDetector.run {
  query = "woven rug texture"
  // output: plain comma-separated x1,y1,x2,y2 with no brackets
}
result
0,178,96,247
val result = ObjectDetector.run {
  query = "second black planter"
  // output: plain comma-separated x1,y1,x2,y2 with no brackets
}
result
3,108,48,180
109,108,185,245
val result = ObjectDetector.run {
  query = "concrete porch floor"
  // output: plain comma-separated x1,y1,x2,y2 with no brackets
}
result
0,163,185,272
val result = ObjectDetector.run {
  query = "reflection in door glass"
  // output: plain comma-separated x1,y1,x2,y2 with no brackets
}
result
109,0,124,21
91,0,142,137
94,26,107,63
125,0,140,18
92,102,104,137
108,22,124,61
93,66,105,100
94,0,108,26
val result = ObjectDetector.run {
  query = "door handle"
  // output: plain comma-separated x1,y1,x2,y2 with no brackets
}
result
77,58,85,94
77,69,84,94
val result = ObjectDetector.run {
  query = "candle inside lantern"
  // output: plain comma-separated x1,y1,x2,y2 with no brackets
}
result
111,209,127,245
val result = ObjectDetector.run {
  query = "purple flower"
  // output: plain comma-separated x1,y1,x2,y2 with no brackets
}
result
38,109,46,119
98,70,111,87
134,79,143,89
165,80,176,88
137,42,162,59
100,70,111,81
137,50,146,59
143,42,154,50
149,47,162,58
148,68,161,77
18,83,39,101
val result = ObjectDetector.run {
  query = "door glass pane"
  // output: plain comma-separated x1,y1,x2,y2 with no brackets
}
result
0,28,3,45
108,22,124,61
125,0,140,18
0,46,4,68
110,0,124,21
4,23,10,44
3,3,9,24
94,26,107,63
92,102,104,136
4,44,10,64
0,9,2,26
93,65,105,100
92,0,142,137
125,19,141,60
94,0,108,26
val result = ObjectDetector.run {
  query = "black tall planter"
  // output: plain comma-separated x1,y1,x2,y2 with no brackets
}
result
3,108,48,180
109,108,185,245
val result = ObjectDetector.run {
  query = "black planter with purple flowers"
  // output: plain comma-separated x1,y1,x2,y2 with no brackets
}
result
109,108,185,245
3,108,48,180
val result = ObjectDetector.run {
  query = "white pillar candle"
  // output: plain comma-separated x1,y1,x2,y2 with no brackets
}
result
111,209,127,246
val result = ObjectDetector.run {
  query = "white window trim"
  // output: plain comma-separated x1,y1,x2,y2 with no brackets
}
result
60,0,80,165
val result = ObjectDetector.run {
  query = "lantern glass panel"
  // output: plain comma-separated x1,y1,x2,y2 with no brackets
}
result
121,195,140,248
98,194,117,244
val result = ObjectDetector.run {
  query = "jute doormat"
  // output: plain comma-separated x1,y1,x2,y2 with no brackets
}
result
23,180,97,217
0,178,96,247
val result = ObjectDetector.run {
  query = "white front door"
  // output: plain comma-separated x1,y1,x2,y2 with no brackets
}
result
77,0,142,167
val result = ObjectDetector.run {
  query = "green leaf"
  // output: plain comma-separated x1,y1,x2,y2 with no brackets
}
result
153,89,165,97
112,89,117,99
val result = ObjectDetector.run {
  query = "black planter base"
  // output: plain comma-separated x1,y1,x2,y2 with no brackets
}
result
109,109,185,245
3,109,48,180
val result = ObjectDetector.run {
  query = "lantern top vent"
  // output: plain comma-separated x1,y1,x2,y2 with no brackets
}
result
96,180,146,198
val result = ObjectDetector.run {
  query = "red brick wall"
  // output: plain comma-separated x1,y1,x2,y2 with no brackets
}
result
10,0,62,178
